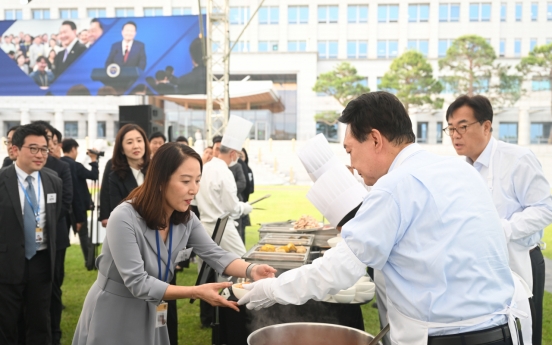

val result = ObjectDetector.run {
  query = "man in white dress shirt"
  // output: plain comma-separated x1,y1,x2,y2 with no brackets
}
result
446,95,552,345
239,92,529,345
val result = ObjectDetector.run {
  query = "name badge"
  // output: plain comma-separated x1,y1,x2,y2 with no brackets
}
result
47,193,56,204
156,302,168,328
35,227,43,243
175,247,193,263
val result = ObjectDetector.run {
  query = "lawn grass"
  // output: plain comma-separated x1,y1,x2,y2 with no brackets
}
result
543,224,552,260
60,186,551,344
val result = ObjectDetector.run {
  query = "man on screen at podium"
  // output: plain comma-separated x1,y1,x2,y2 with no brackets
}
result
105,21,147,71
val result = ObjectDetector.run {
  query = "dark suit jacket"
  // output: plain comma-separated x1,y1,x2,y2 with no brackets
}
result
154,82,177,95
75,160,99,217
60,156,85,224
177,65,206,95
53,41,87,77
0,165,62,283
108,167,147,215
105,40,147,70
1,157,12,169
99,159,112,221
44,156,73,251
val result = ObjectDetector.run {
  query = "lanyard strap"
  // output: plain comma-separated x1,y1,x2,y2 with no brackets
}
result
155,223,173,283
18,173,41,225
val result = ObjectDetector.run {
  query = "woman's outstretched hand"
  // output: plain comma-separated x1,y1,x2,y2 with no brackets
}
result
193,282,239,312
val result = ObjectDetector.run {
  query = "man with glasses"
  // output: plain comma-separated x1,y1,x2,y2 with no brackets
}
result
445,95,552,345
2,125,20,168
0,123,62,345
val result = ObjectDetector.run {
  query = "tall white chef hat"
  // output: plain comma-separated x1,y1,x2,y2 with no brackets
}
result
297,133,342,182
221,115,253,151
306,164,368,227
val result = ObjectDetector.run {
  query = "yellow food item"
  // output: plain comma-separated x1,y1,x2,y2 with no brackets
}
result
285,243,297,253
235,282,251,289
296,246,307,253
259,244,275,252
293,215,320,230
275,247,287,253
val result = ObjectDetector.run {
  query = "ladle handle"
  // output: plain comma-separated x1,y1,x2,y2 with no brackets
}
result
368,324,390,345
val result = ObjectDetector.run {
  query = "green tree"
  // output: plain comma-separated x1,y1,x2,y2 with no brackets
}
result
492,64,525,107
312,62,370,107
439,35,496,96
518,43,552,112
379,50,443,112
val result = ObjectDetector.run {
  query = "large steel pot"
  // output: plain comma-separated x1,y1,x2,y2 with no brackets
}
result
247,322,376,345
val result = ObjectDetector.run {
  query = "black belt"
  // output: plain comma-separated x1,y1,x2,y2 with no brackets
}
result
428,324,511,345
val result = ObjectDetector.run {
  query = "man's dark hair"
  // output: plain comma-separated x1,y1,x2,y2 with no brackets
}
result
189,37,204,67
165,66,174,74
52,127,62,143
149,131,166,143
175,136,188,144
32,120,54,134
445,95,494,124
62,20,77,31
36,56,48,64
7,125,20,136
338,91,415,145
62,138,79,153
155,70,166,81
212,135,223,144
123,21,137,30
12,123,49,148
91,18,104,30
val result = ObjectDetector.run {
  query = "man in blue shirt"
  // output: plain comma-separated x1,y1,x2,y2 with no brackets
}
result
239,92,527,345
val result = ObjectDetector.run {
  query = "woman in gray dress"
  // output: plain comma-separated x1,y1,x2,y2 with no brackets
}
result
73,143,276,345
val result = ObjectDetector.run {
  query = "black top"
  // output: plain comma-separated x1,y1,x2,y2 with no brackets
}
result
1,156,12,169
44,155,73,250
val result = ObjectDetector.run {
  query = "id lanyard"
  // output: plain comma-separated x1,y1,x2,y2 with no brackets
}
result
155,224,173,283
18,173,41,226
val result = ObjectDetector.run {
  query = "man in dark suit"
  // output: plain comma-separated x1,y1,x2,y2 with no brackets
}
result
61,139,99,264
104,21,147,71
177,37,206,95
2,125,20,168
53,20,87,78
0,124,62,345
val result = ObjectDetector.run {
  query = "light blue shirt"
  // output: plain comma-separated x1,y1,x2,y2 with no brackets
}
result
342,144,514,335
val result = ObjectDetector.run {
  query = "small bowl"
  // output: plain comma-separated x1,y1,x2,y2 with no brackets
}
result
231,283,250,299
337,286,356,295
354,282,375,293
333,293,355,304
355,290,375,302
327,237,343,248
357,276,371,284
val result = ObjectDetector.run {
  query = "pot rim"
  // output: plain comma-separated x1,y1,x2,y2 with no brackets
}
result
247,322,373,344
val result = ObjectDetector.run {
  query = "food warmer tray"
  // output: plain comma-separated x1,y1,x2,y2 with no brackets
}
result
257,233,315,246
242,244,311,270
259,226,338,248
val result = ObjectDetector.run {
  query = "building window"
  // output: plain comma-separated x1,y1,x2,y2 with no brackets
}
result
475,78,490,93
32,9,50,19
316,121,338,142
378,40,398,58
318,5,339,23
347,41,368,58
87,8,106,18
172,8,192,15
438,39,452,57
230,7,250,24
500,3,507,21
532,77,551,91
470,3,491,22
531,2,538,21
407,39,429,56
531,123,552,144
288,40,307,52
548,38,552,44
64,122,78,138
436,122,443,143
258,41,278,52
439,78,457,93
515,2,522,21
378,4,399,23
60,8,78,19
230,41,249,52
97,122,106,138
288,6,309,24
144,7,163,17
5,9,23,20
530,38,538,52
259,6,279,24
548,2,552,21
499,39,506,57
115,8,134,17
514,39,521,57
409,4,429,22
417,122,428,143
348,5,368,23
318,41,338,59
499,122,518,144
439,3,460,22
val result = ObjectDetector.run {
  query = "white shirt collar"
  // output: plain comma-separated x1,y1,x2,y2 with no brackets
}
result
388,143,422,172
466,137,495,168
14,162,39,183
65,38,78,53
122,40,134,52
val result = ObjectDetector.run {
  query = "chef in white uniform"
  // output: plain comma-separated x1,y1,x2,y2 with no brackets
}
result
446,95,552,345
239,91,530,345
196,116,254,258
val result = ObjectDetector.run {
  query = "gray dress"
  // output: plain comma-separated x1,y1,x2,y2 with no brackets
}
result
72,202,240,345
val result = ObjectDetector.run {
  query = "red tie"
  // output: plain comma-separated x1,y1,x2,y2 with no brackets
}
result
124,45,129,63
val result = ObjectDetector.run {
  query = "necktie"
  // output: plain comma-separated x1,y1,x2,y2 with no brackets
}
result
63,48,69,62
23,175,38,259
124,45,130,63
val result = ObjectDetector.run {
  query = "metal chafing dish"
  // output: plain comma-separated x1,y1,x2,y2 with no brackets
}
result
258,223,338,248
242,244,311,270
257,233,314,246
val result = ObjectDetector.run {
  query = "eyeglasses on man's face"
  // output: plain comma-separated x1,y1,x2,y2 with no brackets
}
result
22,145,50,156
3,140,11,147
442,121,481,136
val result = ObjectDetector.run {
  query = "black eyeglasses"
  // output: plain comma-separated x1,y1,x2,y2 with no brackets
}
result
22,146,49,156
442,121,481,136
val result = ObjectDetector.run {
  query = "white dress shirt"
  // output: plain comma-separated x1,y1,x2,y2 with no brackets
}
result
130,167,144,186
122,40,134,56
14,163,47,250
